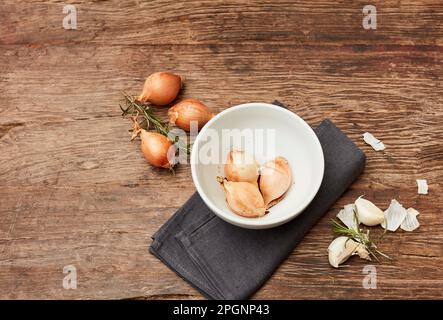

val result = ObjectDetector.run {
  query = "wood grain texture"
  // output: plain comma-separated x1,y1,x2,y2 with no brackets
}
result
1,0,442,46
0,0,442,299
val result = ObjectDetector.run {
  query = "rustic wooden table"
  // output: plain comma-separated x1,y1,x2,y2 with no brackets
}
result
0,1,442,299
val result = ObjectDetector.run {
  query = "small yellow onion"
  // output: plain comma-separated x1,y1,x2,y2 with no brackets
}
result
217,177,266,218
259,156,292,208
225,150,259,187
168,99,214,131
137,71,182,106
132,120,175,168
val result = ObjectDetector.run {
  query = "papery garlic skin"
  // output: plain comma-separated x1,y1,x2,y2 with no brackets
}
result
337,204,358,230
400,208,420,232
328,236,370,268
225,151,260,187
382,199,407,232
354,245,371,261
218,178,266,218
416,179,428,195
355,197,385,226
168,99,214,131
363,132,385,151
259,156,292,208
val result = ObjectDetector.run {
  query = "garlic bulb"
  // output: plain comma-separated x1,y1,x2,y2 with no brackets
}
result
217,177,266,218
328,236,370,268
259,156,292,208
355,197,385,226
168,99,214,131
225,151,260,186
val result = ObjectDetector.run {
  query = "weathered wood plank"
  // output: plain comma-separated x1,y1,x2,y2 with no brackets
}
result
0,44,441,122
0,0,442,300
0,0,442,46
0,187,199,299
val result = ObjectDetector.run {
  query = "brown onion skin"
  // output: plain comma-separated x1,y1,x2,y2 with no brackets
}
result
138,72,182,106
168,99,214,131
140,130,174,168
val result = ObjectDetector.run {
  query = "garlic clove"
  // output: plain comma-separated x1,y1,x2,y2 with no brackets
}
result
400,208,420,232
328,236,370,268
382,199,408,231
138,72,182,106
168,99,214,131
217,177,266,218
259,156,292,209
336,204,358,230
328,237,352,268
225,150,260,187
355,197,385,226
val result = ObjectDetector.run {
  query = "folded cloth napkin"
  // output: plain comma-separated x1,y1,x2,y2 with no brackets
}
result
149,106,366,299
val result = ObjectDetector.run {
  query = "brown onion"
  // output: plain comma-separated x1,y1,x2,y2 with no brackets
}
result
168,99,214,131
140,131,175,168
132,119,175,168
137,72,182,106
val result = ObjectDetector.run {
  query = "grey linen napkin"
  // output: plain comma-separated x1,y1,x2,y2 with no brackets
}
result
149,110,366,299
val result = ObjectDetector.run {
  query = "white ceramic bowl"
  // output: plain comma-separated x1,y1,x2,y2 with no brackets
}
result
191,103,324,229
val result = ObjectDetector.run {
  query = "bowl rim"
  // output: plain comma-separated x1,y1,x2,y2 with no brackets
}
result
190,102,325,229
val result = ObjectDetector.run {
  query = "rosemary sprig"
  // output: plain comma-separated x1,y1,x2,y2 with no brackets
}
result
120,91,190,155
332,219,390,262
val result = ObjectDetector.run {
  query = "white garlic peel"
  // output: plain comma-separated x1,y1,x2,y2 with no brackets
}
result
363,132,385,151
336,204,358,230
416,179,428,195
382,199,407,232
328,236,370,268
401,208,420,232
355,197,385,226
